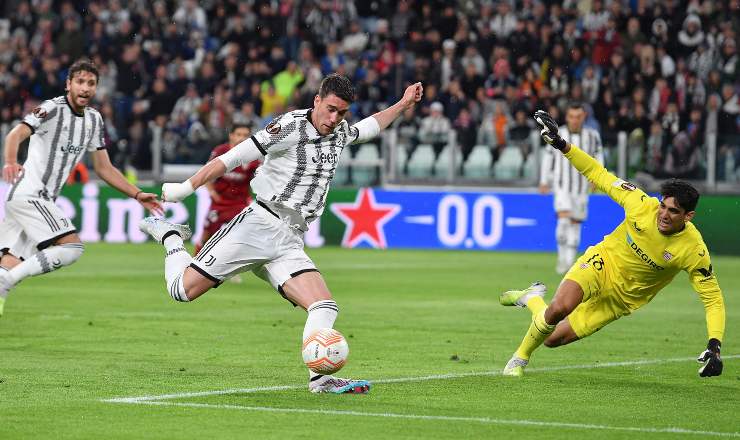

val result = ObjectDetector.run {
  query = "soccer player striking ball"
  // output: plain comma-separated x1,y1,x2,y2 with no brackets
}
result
499,110,725,378
194,124,259,258
0,58,163,317
539,102,603,274
139,74,424,393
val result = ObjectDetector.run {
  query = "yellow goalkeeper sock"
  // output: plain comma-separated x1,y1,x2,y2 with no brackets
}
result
525,295,547,316
514,309,556,360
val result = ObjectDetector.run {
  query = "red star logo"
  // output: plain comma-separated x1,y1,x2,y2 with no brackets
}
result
330,188,401,248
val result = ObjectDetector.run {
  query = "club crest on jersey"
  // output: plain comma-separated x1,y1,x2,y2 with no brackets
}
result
32,107,48,119
266,121,281,134
663,251,673,261
613,179,636,191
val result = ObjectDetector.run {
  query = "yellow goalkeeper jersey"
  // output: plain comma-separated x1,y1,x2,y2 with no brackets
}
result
564,145,725,341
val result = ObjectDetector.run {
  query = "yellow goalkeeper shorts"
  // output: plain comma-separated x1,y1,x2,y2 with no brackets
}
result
563,245,632,339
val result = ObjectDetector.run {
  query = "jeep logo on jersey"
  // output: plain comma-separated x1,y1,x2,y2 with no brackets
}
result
312,152,338,164
626,233,664,271
61,141,84,154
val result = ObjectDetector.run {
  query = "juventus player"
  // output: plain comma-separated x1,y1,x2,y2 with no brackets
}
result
0,59,163,317
139,74,423,394
539,103,604,274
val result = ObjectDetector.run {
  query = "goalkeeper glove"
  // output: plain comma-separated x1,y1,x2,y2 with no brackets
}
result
162,179,194,202
697,338,723,377
534,110,567,151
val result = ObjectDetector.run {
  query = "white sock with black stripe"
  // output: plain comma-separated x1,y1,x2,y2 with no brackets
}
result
304,299,339,381
8,243,84,285
163,234,191,302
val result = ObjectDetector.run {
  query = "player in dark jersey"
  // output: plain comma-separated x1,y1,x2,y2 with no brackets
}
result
194,124,260,256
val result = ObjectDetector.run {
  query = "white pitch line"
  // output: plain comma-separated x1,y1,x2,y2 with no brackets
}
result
102,354,739,403
115,401,740,438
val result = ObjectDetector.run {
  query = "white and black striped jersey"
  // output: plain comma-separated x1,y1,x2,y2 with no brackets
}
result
540,125,604,196
249,109,367,230
6,96,105,201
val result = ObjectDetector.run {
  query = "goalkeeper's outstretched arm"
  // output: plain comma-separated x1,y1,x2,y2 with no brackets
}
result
534,110,647,210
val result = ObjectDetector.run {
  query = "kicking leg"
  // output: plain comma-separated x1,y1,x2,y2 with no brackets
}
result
280,271,370,394
139,217,215,302
504,280,584,376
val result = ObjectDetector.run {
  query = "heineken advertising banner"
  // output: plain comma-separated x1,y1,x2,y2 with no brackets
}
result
1,183,737,255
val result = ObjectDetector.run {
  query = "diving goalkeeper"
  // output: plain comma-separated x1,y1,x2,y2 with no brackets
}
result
499,110,725,378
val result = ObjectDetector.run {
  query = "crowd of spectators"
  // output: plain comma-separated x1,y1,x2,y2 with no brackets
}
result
0,0,738,182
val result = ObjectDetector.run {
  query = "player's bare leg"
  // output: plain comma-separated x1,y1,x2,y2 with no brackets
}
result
281,271,370,394
503,280,583,376
0,234,85,318
544,319,580,347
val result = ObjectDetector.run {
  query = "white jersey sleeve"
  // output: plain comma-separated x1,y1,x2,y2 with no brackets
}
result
347,116,380,145
251,114,299,156
87,111,106,151
22,100,58,133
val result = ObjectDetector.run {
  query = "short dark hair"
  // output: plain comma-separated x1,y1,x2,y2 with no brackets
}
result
660,179,700,212
230,123,251,133
67,58,99,82
567,101,584,111
318,73,355,103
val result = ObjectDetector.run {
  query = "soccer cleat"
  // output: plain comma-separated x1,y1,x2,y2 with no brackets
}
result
499,282,546,308
502,356,529,377
139,217,192,244
309,375,371,394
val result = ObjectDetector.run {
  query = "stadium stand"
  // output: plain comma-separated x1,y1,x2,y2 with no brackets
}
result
0,0,737,187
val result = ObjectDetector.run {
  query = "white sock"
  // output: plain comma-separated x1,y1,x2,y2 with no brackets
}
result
163,234,192,302
8,243,84,285
564,221,582,267
0,266,10,299
556,217,569,268
304,300,339,380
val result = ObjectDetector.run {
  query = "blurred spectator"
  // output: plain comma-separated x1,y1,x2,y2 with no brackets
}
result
664,131,702,179
454,108,478,161
419,102,451,156
393,107,420,151
0,0,735,181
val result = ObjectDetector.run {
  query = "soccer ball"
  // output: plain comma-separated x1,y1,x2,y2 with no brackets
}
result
302,328,349,375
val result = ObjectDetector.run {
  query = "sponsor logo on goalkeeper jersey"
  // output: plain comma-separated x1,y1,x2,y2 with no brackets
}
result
626,233,664,271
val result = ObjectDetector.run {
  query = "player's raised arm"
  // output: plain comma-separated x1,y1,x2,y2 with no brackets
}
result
161,136,264,202
348,83,424,145
534,110,647,210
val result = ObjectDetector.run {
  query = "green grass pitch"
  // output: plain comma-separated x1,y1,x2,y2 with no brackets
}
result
0,243,738,439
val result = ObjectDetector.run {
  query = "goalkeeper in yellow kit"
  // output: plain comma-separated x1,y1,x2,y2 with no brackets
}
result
499,110,725,378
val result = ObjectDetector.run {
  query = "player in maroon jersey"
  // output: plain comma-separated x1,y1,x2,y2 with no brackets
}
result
195,124,260,257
